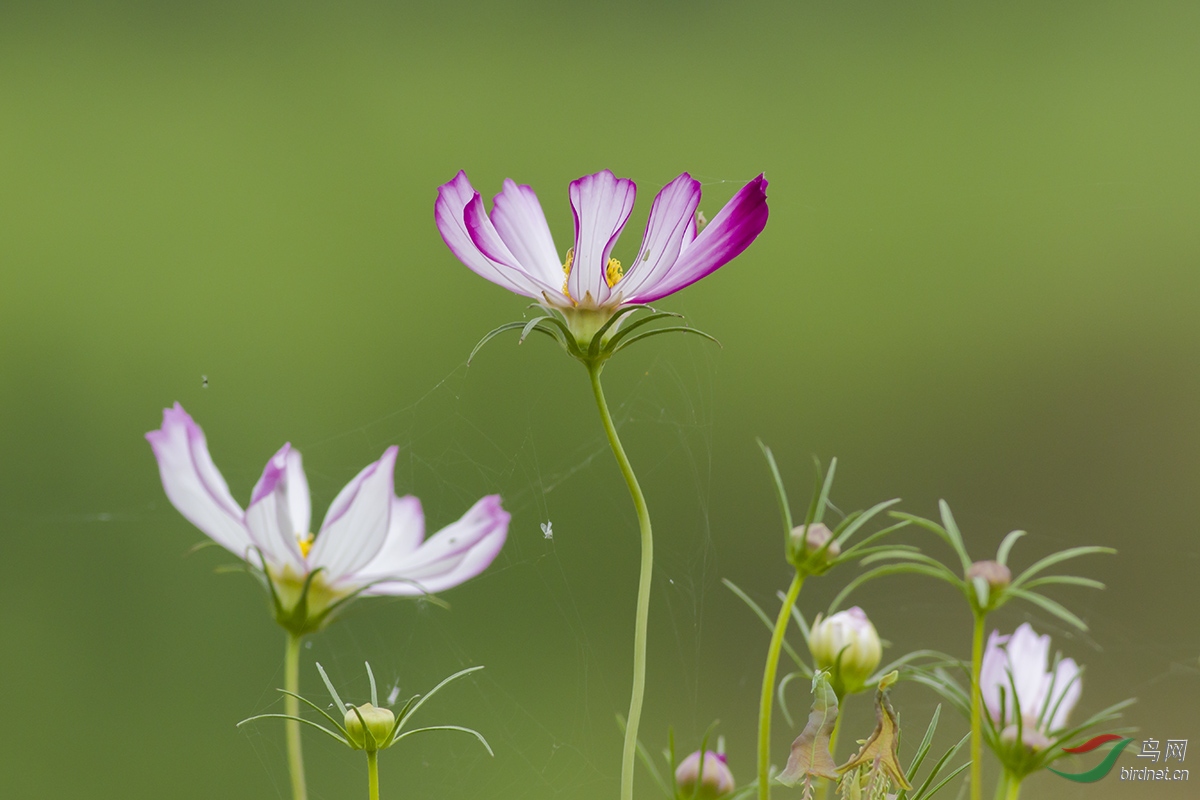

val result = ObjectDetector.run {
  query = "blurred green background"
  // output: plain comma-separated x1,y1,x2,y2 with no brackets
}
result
1,1,1197,797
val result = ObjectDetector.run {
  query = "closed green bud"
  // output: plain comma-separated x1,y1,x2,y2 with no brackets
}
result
345,703,396,751
808,606,882,696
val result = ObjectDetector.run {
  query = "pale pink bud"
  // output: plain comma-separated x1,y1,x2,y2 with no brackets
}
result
675,751,735,799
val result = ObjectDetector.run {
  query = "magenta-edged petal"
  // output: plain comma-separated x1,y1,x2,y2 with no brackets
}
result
145,403,253,558
351,495,426,577
250,443,311,536
568,170,636,306
490,179,564,287
309,446,398,580
436,172,541,297
357,495,509,596
245,444,308,572
626,174,769,303
463,193,560,297
614,173,702,300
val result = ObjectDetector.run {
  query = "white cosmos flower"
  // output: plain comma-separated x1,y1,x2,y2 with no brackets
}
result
146,403,509,632
979,623,1082,750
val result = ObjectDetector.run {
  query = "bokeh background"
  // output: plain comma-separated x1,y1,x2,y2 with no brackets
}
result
1,1,1197,797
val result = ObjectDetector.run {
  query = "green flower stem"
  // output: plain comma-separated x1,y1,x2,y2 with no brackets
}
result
758,571,805,800
367,751,380,800
588,363,653,800
995,771,1021,800
970,612,986,800
285,632,308,800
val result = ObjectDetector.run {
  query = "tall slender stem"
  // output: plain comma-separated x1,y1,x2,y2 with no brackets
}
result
367,751,380,800
285,632,308,800
758,571,804,800
588,363,653,800
970,612,987,800
1002,772,1021,800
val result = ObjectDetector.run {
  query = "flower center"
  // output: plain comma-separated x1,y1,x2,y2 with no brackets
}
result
296,531,314,558
605,258,624,288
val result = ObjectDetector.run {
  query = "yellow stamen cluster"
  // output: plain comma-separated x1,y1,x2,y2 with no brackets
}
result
561,248,575,297
296,532,314,559
605,257,624,288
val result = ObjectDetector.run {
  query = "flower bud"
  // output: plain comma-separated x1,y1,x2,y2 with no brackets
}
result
808,607,882,696
344,703,396,751
787,522,840,571
966,560,1012,592
675,751,735,799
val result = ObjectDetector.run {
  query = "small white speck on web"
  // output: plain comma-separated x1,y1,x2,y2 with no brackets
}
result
540,521,553,540
387,685,400,706
201,374,208,388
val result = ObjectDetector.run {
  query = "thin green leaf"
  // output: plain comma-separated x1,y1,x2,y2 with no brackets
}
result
833,498,902,546
813,457,838,526
366,662,379,707
971,575,990,610
277,689,349,735
900,705,941,795
468,321,528,364
835,521,916,559
870,650,957,682
1007,588,1089,631
937,501,973,573
912,759,969,800
597,307,682,353
388,694,421,744
777,670,810,728
237,713,350,746
1010,546,1115,590
518,315,553,344
858,550,964,583
395,666,485,733
828,563,964,615
316,662,347,714
787,601,812,642
905,670,971,718
912,733,968,799
757,440,794,536
995,530,1026,567
723,578,807,668
393,725,494,756
611,325,720,355
889,512,970,573
1020,575,1106,591
846,545,923,563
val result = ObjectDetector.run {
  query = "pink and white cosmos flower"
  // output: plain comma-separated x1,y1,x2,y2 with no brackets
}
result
146,404,509,628
436,170,768,321
980,623,1082,750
